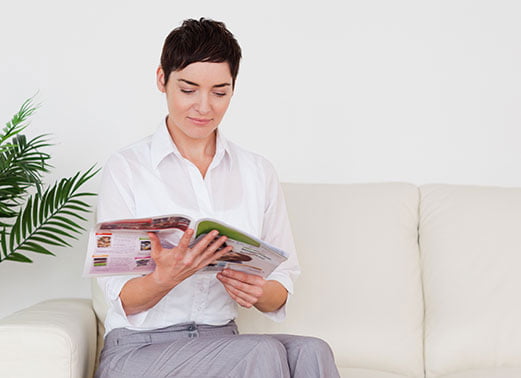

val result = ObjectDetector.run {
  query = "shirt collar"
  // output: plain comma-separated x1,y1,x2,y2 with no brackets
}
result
150,119,232,169
212,127,231,169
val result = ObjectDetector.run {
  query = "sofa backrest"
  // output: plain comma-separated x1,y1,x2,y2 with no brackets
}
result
419,184,521,377
236,183,425,377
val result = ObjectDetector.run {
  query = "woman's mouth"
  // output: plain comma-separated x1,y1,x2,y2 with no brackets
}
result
187,117,212,126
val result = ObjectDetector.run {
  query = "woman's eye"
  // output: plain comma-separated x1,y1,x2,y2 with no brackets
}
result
214,92,227,97
180,89,194,94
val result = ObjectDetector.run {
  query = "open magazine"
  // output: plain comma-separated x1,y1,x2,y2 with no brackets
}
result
83,214,288,278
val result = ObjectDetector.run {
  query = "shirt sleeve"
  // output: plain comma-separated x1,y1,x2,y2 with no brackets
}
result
96,153,136,223
259,158,301,322
95,153,151,328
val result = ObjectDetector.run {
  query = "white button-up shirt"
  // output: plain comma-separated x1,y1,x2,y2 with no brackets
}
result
96,123,300,334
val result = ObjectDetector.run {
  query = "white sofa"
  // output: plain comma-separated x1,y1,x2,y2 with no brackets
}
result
1,183,521,378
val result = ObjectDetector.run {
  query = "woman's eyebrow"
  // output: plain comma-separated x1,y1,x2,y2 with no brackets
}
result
178,79,231,88
178,79,199,86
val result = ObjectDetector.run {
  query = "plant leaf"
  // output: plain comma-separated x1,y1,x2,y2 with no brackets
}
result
17,242,55,255
5,252,32,263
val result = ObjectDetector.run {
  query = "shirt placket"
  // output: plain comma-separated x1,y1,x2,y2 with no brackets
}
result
191,274,212,322
185,161,213,321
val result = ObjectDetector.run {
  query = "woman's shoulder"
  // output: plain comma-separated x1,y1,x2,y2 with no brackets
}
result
105,135,154,167
224,139,281,191
226,139,275,172
113,134,154,158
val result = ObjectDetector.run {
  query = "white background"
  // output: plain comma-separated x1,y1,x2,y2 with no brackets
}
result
1,0,520,318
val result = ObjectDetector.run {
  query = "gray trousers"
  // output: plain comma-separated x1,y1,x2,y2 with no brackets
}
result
95,321,340,378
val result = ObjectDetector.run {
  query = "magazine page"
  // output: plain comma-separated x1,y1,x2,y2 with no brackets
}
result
193,218,288,278
83,215,192,277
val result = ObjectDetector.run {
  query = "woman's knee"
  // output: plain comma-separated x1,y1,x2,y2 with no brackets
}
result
230,335,290,376
242,334,286,352
299,336,334,357
276,335,334,359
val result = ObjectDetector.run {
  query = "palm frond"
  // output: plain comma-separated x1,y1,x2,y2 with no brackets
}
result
0,134,52,199
0,166,99,263
0,99,51,219
0,97,39,148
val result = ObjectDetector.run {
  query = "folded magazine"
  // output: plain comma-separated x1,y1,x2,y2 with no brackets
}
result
83,215,288,278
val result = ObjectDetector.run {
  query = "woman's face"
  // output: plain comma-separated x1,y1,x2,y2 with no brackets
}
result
156,61,234,142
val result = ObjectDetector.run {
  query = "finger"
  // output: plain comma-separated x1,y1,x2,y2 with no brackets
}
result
196,244,232,268
217,272,264,298
190,230,220,254
177,228,194,251
191,233,227,261
206,235,229,253
148,232,162,256
219,280,257,308
220,269,265,286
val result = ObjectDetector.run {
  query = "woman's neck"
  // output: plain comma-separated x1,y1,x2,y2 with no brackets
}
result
167,122,217,178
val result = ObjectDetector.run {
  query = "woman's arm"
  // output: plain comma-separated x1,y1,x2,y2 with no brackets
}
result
121,229,232,315
256,279,288,312
119,274,174,315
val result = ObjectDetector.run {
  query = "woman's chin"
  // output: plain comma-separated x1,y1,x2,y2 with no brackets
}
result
170,122,218,142
186,127,217,140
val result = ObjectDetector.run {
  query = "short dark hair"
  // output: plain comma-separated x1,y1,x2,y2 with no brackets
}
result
160,18,242,87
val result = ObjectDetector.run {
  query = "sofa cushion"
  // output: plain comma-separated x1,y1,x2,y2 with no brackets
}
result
237,183,424,377
339,367,413,377
420,185,521,377
436,367,521,378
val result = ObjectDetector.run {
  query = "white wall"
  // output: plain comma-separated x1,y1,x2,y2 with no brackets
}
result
1,0,520,318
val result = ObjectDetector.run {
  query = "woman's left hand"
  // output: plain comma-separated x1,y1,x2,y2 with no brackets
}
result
217,269,288,312
216,269,265,308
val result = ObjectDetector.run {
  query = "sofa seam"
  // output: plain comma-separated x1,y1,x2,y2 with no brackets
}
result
417,185,427,378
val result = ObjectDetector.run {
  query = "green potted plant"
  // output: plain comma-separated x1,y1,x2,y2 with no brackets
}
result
0,97,97,263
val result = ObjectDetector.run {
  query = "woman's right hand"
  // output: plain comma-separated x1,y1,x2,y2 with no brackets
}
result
148,229,232,289
120,229,231,315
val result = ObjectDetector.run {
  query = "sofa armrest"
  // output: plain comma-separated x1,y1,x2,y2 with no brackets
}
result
0,298,97,378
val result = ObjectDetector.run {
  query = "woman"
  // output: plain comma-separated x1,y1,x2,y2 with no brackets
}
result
95,18,340,378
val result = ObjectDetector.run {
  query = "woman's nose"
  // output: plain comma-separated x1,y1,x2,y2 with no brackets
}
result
195,93,211,114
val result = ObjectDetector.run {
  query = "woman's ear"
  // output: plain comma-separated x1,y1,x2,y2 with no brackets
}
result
156,67,167,93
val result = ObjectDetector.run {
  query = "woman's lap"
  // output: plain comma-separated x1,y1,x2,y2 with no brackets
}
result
96,322,339,378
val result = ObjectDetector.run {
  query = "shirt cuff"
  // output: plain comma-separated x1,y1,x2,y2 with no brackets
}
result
98,275,151,328
261,271,294,322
